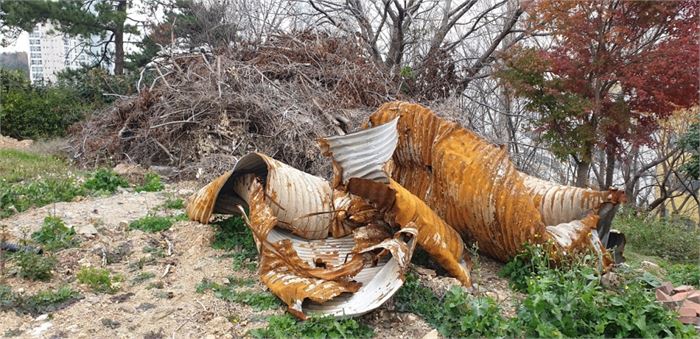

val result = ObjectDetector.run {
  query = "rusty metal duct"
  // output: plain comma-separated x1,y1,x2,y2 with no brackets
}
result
187,152,417,319
187,101,624,320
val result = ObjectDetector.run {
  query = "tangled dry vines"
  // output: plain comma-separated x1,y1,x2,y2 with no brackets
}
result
71,32,394,180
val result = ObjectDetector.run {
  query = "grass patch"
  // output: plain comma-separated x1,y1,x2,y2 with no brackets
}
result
249,314,373,339
196,279,280,311
0,149,68,183
77,267,122,293
0,149,85,219
129,215,174,233
82,168,129,193
0,178,84,219
12,251,56,281
31,216,79,251
162,197,184,210
614,213,700,263
0,284,80,315
135,172,164,192
211,216,258,270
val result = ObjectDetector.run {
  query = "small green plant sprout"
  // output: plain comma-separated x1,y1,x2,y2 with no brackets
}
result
129,215,173,233
249,314,374,339
13,251,56,281
0,284,80,315
162,197,184,210
135,172,164,192
83,168,129,193
76,267,122,293
31,216,79,251
196,279,281,311
211,216,258,270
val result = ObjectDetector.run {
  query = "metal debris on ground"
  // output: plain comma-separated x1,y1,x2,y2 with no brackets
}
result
187,101,625,319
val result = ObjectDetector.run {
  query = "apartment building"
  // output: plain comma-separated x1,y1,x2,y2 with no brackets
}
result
27,23,91,84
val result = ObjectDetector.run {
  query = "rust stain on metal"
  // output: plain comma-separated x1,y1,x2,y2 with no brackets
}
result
187,101,624,320
361,101,621,263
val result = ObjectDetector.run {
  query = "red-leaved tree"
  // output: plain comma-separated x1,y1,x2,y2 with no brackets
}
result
500,0,698,188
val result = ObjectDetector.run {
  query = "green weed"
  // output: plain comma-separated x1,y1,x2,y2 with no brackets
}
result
13,251,56,281
514,264,695,338
129,215,173,233
249,314,374,339
0,178,84,218
82,168,129,193
162,198,184,210
135,172,164,192
31,216,79,251
0,284,80,315
196,279,280,311
395,272,511,337
499,243,551,291
211,216,258,270
77,267,122,293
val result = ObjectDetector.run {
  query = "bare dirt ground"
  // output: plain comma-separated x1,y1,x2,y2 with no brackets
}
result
0,135,32,150
0,183,517,338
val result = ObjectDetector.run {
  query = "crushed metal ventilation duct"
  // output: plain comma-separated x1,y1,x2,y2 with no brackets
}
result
187,101,624,319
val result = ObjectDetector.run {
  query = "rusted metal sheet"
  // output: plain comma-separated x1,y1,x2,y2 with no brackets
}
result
359,101,619,264
187,152,417,319
187,101,624,319
320,117,399,187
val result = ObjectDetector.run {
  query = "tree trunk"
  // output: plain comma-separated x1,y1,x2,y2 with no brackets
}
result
604,145,615,188
575,158,592,188
113,0,127,75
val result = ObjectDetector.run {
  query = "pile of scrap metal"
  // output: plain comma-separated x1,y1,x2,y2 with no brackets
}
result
187,101,626,319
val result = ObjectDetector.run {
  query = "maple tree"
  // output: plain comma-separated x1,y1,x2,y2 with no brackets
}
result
499,0,698,188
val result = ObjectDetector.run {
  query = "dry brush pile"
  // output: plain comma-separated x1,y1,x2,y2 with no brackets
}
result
70,32,395,180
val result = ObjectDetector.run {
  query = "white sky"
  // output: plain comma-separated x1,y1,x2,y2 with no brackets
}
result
1,32,29,54
0,0,155,55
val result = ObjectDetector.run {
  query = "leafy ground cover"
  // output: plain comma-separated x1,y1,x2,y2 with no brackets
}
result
0,149,165,219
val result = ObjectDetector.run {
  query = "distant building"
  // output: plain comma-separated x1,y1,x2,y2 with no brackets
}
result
27,23,93,84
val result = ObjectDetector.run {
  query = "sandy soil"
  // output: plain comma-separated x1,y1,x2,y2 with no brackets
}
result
0,135,32,150
0,184,515,338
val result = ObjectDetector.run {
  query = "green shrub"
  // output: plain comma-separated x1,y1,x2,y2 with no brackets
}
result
0,81,87,139
249,314,374,339
196,279,280,311
83,169,129,193
129,215,173,233
31,216,79,251
135,172,164,192
211,216,258,270
514,265,695,338
614,213,700,263
77,267,122,293
12,251,56,281
0,284,80,315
